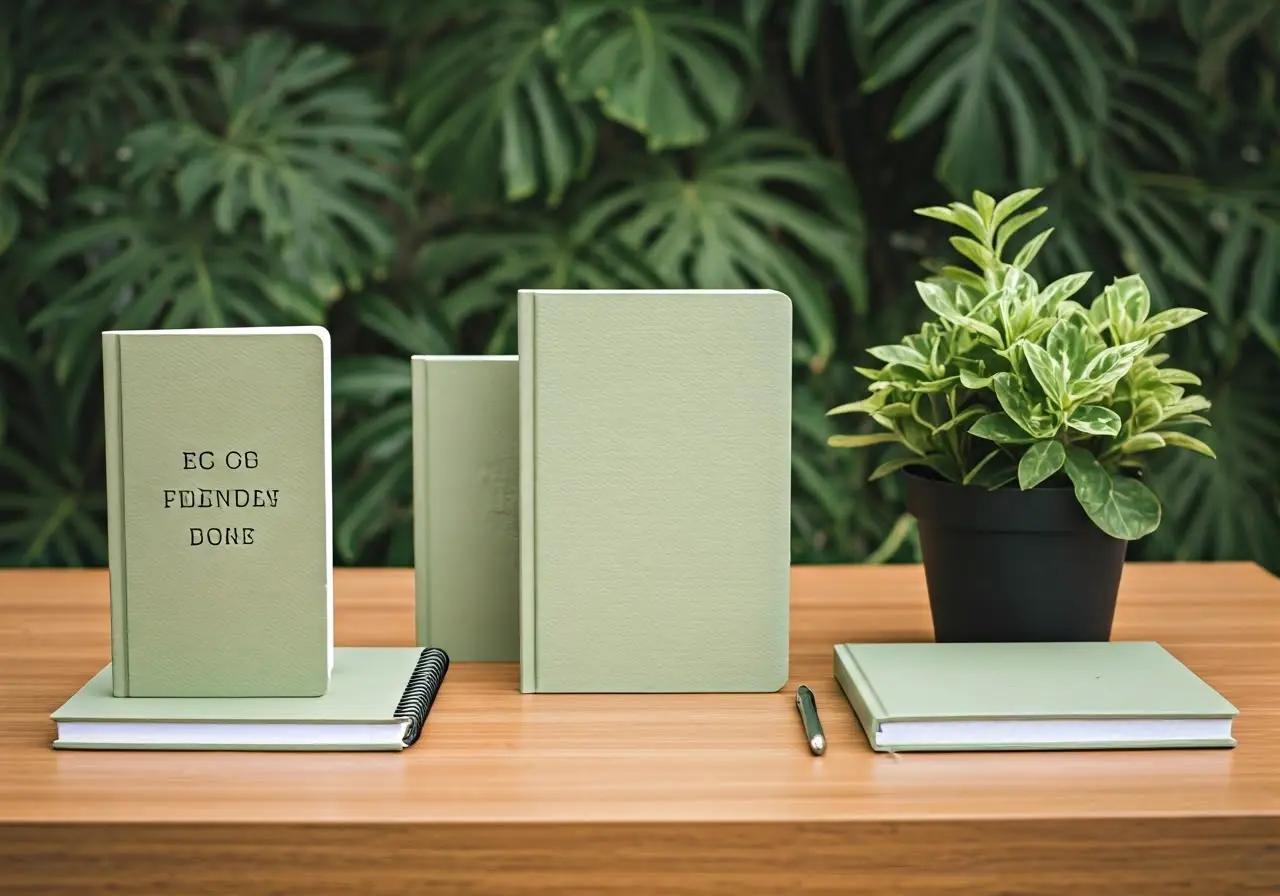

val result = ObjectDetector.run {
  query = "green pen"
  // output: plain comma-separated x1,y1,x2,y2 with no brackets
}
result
795,685,826,755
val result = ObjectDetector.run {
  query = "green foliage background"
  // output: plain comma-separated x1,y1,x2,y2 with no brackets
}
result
1,0,1277,570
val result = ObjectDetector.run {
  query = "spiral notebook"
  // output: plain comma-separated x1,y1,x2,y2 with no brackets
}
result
50,647,449,752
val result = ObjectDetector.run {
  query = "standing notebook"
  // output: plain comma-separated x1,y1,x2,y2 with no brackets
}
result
411,354,519,660
833,641,1239,752
102,326,332,697
51,647,448,751
518,289,792,693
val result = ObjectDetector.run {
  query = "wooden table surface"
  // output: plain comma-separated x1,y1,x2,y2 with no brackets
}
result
1,563,1278,894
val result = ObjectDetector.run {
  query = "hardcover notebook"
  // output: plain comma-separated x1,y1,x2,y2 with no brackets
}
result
833,641,1239,752
51,647,448,751
518,289,792,693
102,327,332,697
411,355,519,661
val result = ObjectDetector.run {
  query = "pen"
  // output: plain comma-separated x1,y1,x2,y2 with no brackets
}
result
795,685,826,755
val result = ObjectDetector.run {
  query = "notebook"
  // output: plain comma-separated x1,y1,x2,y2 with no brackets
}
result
834,641,1238,752
410,354,519,660
102,326,332,697
518,289,792,693
51,647,448,751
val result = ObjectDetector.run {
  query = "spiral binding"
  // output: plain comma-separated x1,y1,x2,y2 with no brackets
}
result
394,647,450,746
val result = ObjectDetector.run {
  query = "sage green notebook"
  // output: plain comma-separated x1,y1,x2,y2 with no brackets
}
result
518,289,792,693
411,354,519,660
834,641,1239,752
103,327,332,698
51,647,448,751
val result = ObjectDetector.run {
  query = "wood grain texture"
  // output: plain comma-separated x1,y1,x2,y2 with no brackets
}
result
2,563,1279,894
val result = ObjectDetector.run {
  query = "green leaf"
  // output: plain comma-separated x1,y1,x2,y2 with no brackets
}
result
1038,271,1092,309
863,0,1122,191
546,2,759,151
995,207,1049,257
866,343,932,371
827,393,889,416
933,404,987,434
959,368,995,389
916,280,1005,345
1018,439,1066,489
1012,227,1054,268
1117,432,1165,453
972,190,996,228
992,372,1055,438
1075,339,1149,397
1101,274,1151,341
1020,340,1068,406
949,235,997,271
1063,446,1162,539
962,448,1002,485
828,432,900,448
1066,404,1122,436
989,187,1043,228
969,412,1037,444
399,3,594,205
1154,430,1217,459
1045,318,1091,379
869,453,941,481
1135,306,1208,340
575,129,867,366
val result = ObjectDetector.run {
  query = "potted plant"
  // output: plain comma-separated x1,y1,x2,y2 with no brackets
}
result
827,188,1216,642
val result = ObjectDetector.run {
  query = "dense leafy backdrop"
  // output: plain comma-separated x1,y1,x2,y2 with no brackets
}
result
1,0,1277,570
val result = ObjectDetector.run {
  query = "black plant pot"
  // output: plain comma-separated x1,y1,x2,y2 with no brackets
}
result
904,471,1127,642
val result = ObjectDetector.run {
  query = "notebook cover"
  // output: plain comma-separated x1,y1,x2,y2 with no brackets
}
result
833,641,1239,752
411,355,520,660
518,289,792,693
51,647,441,751
103,327,332,697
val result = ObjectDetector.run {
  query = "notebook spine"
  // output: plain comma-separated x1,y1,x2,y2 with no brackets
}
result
395,647,450,747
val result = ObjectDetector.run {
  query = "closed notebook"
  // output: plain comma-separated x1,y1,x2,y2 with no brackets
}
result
411,355,519,661
51,647,448,752
518,289,792,693
833,641,1238,752
103,327,332,697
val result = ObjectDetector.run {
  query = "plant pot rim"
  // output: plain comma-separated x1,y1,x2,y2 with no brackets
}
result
899,467,1075,492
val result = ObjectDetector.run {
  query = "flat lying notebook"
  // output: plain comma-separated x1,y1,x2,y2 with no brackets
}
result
51,647,448,752
834,641,1238,752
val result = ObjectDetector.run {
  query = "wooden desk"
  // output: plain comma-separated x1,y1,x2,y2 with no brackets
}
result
1,564,1278,894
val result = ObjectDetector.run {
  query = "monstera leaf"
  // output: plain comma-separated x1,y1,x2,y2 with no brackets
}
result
415,205,663,353
122,31,404,285
22,186,329,387
742,0,870,73
572,129,867,370
860,0,1134,192
545,0,758,150
395,0,596,205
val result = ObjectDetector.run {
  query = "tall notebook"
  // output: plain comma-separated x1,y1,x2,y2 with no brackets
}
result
103,326,332,697
518,289,793,693
411,354,519,661
834,641,1239,752
51,647,448,751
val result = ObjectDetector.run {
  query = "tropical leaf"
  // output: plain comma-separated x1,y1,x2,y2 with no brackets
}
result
122,31,405,286
395,0,596,205
415,204,663,353
860,0,1135,192
19,187,329,385
744,0,874,74
574,129,867,370
546,0,759,150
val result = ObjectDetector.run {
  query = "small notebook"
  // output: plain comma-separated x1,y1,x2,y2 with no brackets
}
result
834,641,1238,752
51,647,448,752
